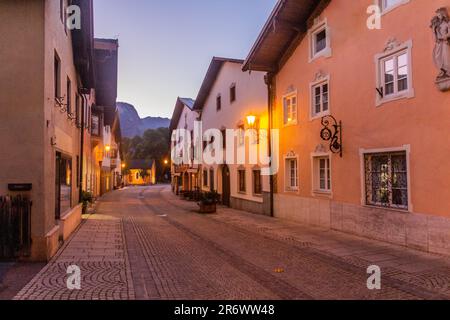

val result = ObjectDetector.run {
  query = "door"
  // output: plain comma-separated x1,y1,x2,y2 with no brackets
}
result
221,165,230,207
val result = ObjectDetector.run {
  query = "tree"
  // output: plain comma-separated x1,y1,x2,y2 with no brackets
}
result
122,127,171,182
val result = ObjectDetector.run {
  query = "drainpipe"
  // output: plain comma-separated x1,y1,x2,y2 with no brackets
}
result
265,73,275,218
79,90,88,203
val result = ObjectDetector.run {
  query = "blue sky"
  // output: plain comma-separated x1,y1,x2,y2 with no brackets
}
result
94,0,276,118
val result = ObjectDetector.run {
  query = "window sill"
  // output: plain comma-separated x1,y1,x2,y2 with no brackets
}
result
363,204,410,214
312,190,333,198
310,110,330,121
283,121,298,128
376,89,415,107
309,48,332,63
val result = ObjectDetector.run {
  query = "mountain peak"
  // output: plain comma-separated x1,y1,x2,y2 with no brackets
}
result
117,102,170,138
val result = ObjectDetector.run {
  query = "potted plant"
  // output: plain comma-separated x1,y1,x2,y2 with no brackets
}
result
81,191,93,214
198,190,220,214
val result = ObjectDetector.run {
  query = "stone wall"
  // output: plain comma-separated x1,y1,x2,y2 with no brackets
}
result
230,196,265,216
274,194,450,256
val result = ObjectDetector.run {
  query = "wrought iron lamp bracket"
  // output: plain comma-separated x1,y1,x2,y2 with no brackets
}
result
320,115,343,157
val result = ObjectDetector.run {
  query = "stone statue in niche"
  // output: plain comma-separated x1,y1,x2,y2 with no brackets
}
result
431,7,450,91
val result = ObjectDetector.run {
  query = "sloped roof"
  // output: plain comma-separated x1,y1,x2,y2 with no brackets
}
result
129,159,154,170
192,57,244,111
71,0,95,89
169,97,197,132
94,38,119,108
243,0,329,73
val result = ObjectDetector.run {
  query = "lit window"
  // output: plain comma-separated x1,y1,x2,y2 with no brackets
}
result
283,93,297,126
238,124,245,146
311,81,329,118
364,152,408,210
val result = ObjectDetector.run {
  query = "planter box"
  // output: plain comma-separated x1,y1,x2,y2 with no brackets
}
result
198,203,217,214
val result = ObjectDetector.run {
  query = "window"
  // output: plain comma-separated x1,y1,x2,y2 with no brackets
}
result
238,124,245,146
283,93,297,126
380,0,409,13
230,84,236,103
66,77,72,116
314,29,327,54
309,20,331,61
238,169,246,193
312,156,331,193
216,95,222,111
203,169,208,187
91,114,100,136
209,169,215,191
54,52,61,99
364,152,408,210
60,0,65,23
75,95,81,127
382,51,408,96
311,80,329,118
285,158,298,191
253,170,262,195
221,129,226,149
375,40,413,105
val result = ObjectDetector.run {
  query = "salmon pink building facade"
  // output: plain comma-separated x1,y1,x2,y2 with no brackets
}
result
244,0,450,255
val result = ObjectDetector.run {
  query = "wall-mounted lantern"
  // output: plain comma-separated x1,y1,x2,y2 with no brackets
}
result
246,115,256,128
105,145,111,152
320,115,343,157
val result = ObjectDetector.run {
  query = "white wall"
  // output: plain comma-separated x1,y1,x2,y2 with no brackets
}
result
200,61,268,204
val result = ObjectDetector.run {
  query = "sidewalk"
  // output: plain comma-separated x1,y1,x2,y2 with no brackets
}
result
162,188,450,298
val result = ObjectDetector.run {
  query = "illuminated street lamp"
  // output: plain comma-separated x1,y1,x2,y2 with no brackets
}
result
105,145,111,152
164,159,169,165
246,115,256,128
121,163,126,169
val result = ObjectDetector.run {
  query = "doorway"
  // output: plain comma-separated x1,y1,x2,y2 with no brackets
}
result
221,165,230,207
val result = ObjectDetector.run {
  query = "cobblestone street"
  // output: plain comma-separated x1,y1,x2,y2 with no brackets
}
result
15,186,450,300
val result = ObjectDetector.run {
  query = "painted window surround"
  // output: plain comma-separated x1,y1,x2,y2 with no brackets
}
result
308,18,332,63
377,0,411,16
310,151,333,198
359,145,413,213
374,39,414,107
282,90,298,127
309,74,331,121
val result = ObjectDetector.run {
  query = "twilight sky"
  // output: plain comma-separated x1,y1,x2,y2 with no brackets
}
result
93,0,276,119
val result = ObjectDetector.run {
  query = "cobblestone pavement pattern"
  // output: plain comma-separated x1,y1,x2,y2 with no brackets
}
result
15,186,450,300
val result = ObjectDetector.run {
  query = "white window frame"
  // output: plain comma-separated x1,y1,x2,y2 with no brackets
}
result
284,155,299,192
282,91,298,127
310,75,330,120
308,18,332,62
359,145,412,213
377,0,410,15
311,152,332,197
375,39,414,106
